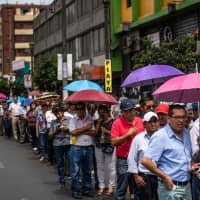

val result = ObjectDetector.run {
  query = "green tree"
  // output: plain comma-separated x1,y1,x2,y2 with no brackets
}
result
33,55,62,92
132,35,196,73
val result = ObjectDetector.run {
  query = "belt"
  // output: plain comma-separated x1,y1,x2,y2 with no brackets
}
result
172,180,189,186
13,115,20,117
159,179,189,186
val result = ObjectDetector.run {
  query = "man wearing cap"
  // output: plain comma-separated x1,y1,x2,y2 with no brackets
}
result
111,98,144,200
128,111,159,200
141,104,197,200
155,104,169,128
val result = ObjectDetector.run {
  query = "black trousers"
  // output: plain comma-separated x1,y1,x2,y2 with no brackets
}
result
137,173,158,200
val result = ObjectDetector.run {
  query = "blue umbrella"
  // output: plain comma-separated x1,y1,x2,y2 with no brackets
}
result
64,80,104,92
21,98,34,107
7,96,26,103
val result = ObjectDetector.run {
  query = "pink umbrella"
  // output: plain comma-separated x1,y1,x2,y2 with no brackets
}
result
153,73,200,103
29,90,41,96
0,92,8,99
64,90,118,105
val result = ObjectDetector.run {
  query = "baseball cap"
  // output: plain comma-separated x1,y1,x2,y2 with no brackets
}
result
155,104,169,115
120,99,135,111
143,111,158,122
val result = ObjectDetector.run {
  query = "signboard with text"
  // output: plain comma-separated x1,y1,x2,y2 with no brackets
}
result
104,59,112,93
24,74,32,88
12,59,25,71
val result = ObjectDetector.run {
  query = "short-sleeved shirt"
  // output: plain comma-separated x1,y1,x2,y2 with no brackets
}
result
69,114,94,146
110,116,144,158
8,102,22,116
50,118,71,146
37,110,48,135
144,124,192,182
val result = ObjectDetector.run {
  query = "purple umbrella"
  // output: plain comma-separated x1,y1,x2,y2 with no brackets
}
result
121,64,184,88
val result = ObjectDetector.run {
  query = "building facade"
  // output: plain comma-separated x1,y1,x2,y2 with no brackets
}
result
111,0,200,85
34,0,109,84
1,4,46,75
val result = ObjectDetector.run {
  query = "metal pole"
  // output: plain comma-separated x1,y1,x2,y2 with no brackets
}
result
62,0,68,100
104,0,110,60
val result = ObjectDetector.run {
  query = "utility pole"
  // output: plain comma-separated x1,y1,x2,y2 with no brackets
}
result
61,0,68,99
103,0,110,60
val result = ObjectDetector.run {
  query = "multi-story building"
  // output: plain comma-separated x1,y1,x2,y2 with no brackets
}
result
111,0,200,84
34,0,121,93
1,4,46,75
0,6,2,76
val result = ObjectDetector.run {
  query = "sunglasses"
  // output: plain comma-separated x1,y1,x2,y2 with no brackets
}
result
146,105,155,110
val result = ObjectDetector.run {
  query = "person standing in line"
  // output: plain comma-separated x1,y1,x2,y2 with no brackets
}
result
69,102,96,199
110,98,144,200
8,95,24,142
155,104,169,128
141,104,198,200
190,116,200,200
128,111,159,200
0,102,4,136
139,97,155,117
26,101,38,152
36,103,48,162
49,106,71,188
94,105,116,196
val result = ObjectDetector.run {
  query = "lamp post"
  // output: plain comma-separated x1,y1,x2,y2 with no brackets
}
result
61,0,68,99
29,42,34,89
103,0,110,60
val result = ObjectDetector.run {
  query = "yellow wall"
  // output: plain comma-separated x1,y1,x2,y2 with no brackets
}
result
15,42,30,49
140,0,154,18
121,0,132,23
15,56,31,62
14,15,34,21
15,29,33,35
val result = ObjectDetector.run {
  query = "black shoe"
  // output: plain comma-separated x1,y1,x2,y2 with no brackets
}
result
82,191,95,197
72,192,82,199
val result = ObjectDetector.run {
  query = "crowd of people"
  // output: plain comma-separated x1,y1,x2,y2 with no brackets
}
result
0,94,199,200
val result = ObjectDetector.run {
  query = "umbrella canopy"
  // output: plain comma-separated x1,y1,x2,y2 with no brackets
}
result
64,90,118,105
36,92,60,102
7,96,25,103
121,64,184,88
29,90,41,96
21,98,34,107
0,93,8,99
153,73,200,103
64,80,104,92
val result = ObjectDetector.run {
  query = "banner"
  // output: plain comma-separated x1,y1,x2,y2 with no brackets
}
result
24,74,32,88
67,54,72,80
104,59,112,93
57,54,62,80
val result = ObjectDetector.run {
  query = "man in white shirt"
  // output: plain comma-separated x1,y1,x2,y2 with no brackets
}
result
8,95,24,142
190,117,200,200
69,102,95,199
128,111,159,200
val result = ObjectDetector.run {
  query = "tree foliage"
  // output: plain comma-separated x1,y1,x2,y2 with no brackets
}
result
132,35,197,73
33,55,62,92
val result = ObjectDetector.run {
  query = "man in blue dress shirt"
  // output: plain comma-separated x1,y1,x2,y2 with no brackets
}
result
142,104,194,200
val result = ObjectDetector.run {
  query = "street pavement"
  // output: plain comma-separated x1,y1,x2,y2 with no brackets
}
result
0,136,114,200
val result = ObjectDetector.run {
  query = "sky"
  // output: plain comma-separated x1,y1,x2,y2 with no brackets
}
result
0,0,53,4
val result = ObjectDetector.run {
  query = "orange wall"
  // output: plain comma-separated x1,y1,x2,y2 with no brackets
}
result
140,0,154,18
162,0,183,9
121,0,132,23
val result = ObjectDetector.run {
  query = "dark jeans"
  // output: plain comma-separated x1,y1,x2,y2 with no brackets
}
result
39,134,48,157
54,145,71,184
29,126,37,148
48,135,54,163
70,145,93,194
137,173,158,200
3,119,12,138
192,174,200,200
116,158,138,200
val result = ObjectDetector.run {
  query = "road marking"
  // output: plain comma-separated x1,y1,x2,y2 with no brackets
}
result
0,161,5,168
